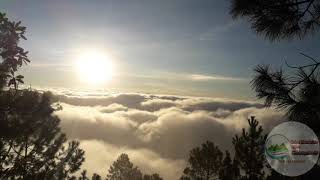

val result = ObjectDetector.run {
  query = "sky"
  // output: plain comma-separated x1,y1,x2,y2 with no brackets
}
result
1,0,320,99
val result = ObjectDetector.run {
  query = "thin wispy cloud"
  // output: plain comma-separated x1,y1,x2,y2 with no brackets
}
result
190,74,246,81
122,72,247,82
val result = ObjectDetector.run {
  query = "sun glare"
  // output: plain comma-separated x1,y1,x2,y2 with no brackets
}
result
76,51,113,85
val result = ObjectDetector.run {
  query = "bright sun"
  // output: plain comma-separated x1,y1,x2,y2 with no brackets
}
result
76,51,113,85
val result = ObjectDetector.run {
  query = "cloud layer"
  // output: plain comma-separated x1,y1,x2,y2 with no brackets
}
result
52,92,285,179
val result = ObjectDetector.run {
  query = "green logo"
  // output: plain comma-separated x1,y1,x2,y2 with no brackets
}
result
266,143,289,159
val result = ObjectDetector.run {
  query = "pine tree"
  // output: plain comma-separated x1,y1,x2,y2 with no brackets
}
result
92,173,102,180
106,153,143,180
0,90,85,179
180,141,223,180
106,153,164,180
232,116,267,180
79,170,89,180
251,59,320,136
219,151,240,180
230,0,320,40
0,12,85,179
143,173,163,180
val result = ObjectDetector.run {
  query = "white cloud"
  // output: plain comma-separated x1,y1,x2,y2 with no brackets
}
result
52,92,285,179
114,71,247,83
100,103,128,113
141,99,177,111
190,74,246,81
79,140,185,180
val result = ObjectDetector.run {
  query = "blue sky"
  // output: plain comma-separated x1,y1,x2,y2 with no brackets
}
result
1,0,320,99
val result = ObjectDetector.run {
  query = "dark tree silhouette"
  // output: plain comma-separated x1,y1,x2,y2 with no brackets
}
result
252,56,320,179
92,173,102,180
0,12,29,89
143,173,163,180
107,153,163,180
79,170,89,180
0,90,85,179
180,141,223,180
230,0,320,40
232,116,266,180
219,150,240,180
251,55,320,135
0,12,85,179
107,153,142,180
230,1,320,179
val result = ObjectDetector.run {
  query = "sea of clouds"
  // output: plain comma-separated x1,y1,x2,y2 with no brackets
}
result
48,89,286,179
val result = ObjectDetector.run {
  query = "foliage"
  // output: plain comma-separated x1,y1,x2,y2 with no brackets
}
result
230,1,320,179
79,170,89,180
252,59,320,178
0,12,85,179
92,173,102,180
143,173,163,180
219,151,240,180
107,153,142,180
0,12,29,89
180,119,267,180
232,116,266,180
230,0,320,40
0,90,85,179
107,153,163,180
251,55,320,135
180,141,223,180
